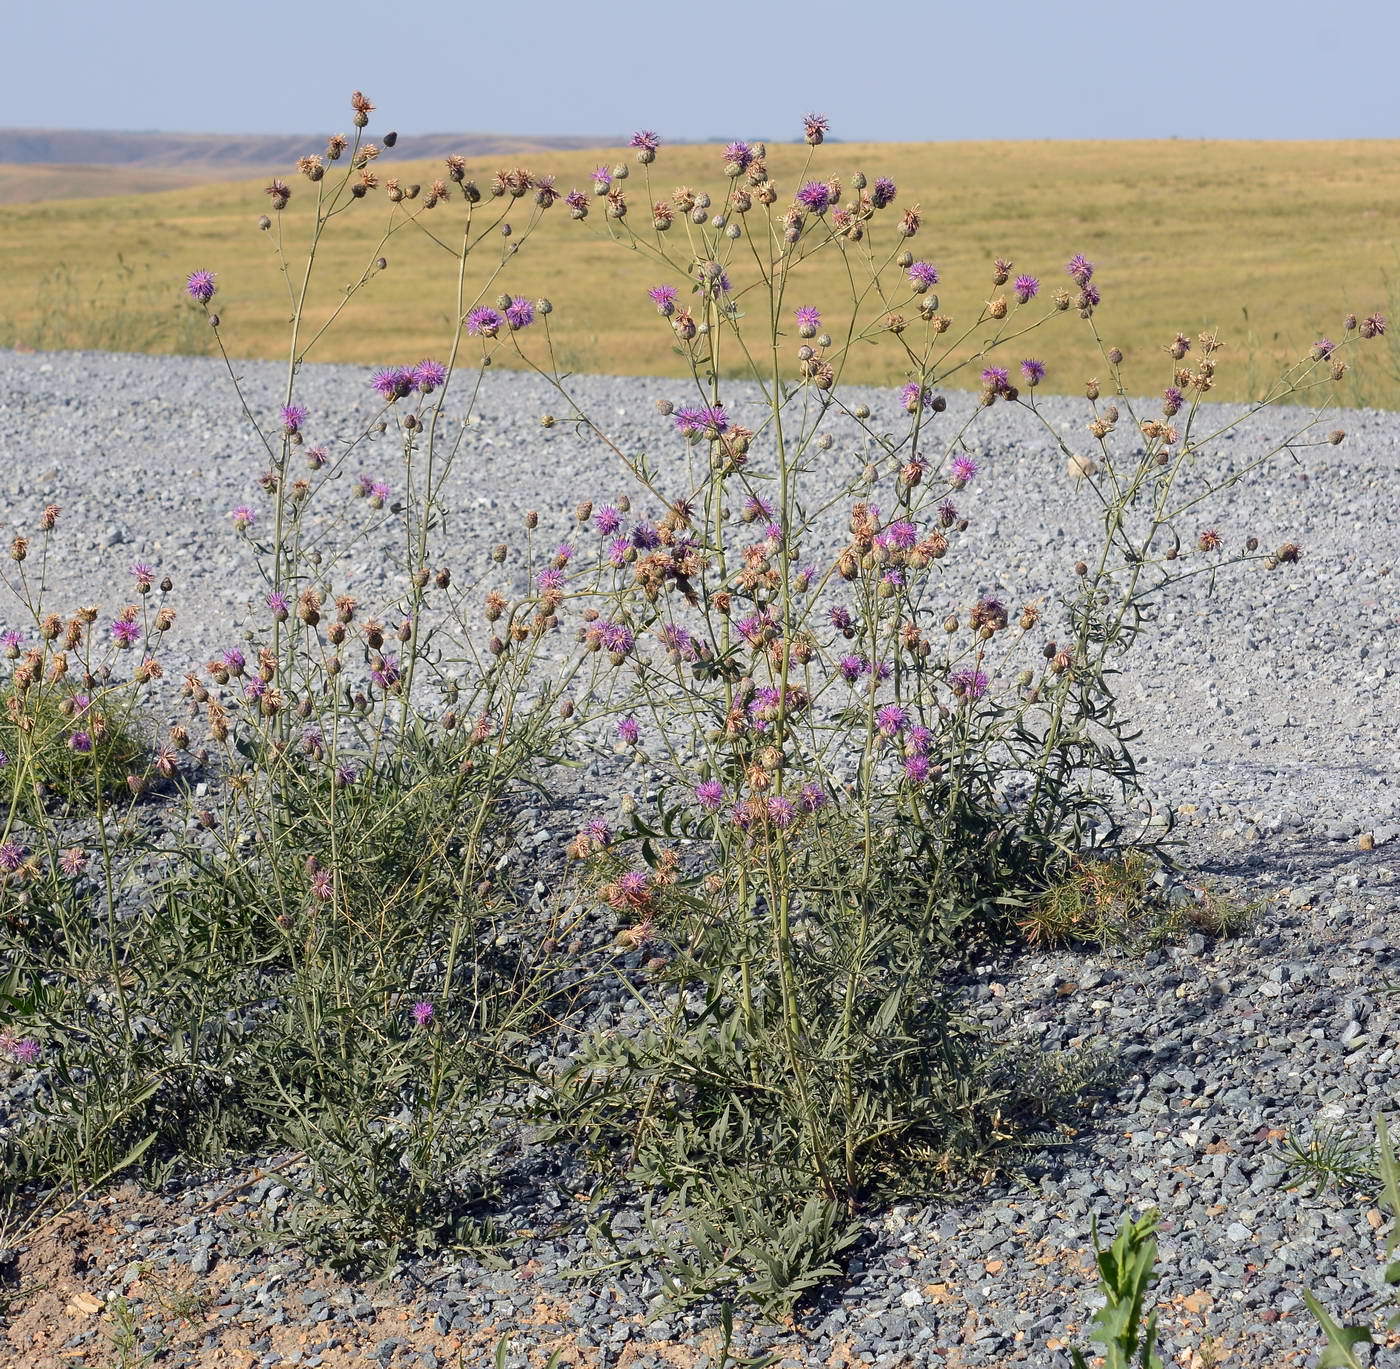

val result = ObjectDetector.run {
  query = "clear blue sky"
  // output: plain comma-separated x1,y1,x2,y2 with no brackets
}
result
8,0,1399,141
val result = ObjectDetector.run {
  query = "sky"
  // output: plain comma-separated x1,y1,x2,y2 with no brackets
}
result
8,0,1400,142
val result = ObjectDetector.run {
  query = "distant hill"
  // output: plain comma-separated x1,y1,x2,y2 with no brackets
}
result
0,128,620,169
0,128,620,203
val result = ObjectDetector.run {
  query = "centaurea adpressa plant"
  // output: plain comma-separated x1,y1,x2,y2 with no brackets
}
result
0,93,1386,1316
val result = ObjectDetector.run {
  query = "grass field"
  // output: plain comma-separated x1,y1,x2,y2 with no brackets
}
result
3,137,1399,405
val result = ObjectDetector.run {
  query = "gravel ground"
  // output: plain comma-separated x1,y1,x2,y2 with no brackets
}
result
1,349,1398,1367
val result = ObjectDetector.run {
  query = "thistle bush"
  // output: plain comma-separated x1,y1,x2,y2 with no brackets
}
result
0,92,1387,1318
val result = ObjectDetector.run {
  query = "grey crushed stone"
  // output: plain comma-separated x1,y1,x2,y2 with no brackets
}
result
0,348,1397,1366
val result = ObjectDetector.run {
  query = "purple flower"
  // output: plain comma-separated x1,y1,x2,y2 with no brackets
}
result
743,494,774,521
950,454,979,485
767,796,797,830
838,654,866,684
0,843,24,872
592,165,612,189
244,678,266,701
222,648,246,674
886,519,918,550
900,382,933,413
904,753,931,784
796,181,831,213
981,366,1010,393
630,130,660,152
266,590,290,619
505,296,535,330
828,605,853,632
1019,358,1046,387
371,366,415,400
674,405,728,439
907,261,940,290
467,307,504,337
876,703,907,737
68,731,93,753
565,188,588,211
411,1000,435,1028
280,404,309,434
1,629,21,652
803,113,829,143
598,621,635,655
938,497,958,524
800,783,827,813
334,762,359,787
370,654,402,689
130,560,154,586
607,536,630,568
870,177,897,208
630,522,660,550
724,141,754,170
794,305,821,334
695,779,725,812
1066,253,1095,286
185,269,217,303
950,667,989,700
1014,274,1040,302
536,567,565,593
230,505,257,531
908,725,932,755
657,623,696,659
1079,283,1101,308
762,520,783,545
747,686,783,728
110,619,142,648
617,716,640,745
648,284,678,316
594,505,621,535
1313,337,1336,359
413,359,447,393
0,1032,39,1065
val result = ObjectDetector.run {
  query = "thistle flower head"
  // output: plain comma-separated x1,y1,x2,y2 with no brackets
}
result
467,307,504,337
904,753,931,783
594,505,622,535
617,716,640,745
630,130,661,152
950,454,979,485
796,181,831,213
1019,358,1046,387
723,141,754,170
1066,253,1095,286
876,703,907,737
907,261,939,289
980,366,1010,393
185,270,217,303
505,296,535,329
794,305,821,335
1013,274,1040,302
410,1000,435,1027
695,779,725,811
648,284,679,315
110,618,142,647
870,177,897,208
767,796,797,829
950,666,989,700
413,359,447,393
803,113,829,145
372,366,415,400
280,404,308,434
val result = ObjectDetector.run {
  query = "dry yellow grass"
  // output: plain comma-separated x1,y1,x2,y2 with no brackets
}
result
2,138,1398,404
